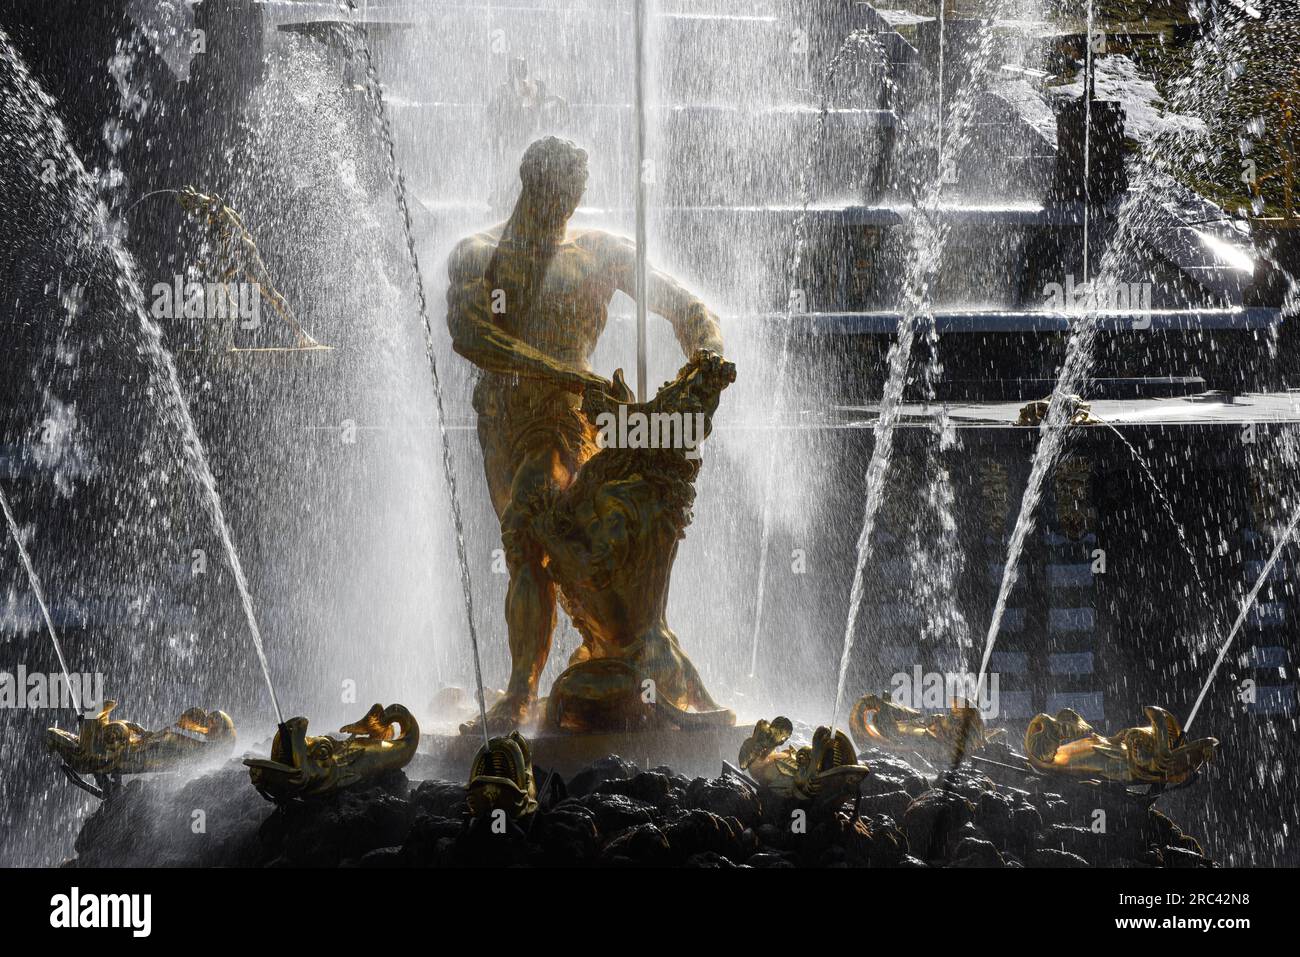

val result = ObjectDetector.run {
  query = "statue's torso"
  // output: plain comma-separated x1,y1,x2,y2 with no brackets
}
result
481,230,615,368
469,230,618,428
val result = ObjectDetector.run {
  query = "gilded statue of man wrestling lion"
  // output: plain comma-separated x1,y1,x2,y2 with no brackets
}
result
445,136,733,734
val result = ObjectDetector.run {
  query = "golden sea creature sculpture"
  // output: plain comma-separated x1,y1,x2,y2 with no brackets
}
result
176,185,329,352
1016,394,1101,427
739,717,870,800
467,732,539,820
48,701,236,797
850,693,1002,760
244,703,418,802
1024,706,1218,786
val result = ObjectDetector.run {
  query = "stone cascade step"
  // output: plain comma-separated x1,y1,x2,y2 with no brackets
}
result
340,4,800,109
388,99,892,208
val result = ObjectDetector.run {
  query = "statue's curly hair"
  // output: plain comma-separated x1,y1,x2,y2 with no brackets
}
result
519,136,588,191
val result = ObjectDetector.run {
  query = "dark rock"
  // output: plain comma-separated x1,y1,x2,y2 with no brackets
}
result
902,789,976,861
1161,845,1213,868
531,805,600,865
568,755,639,797
935,769,996,803
411,780,469,819
685,775,762,828
453,813,530,867
1147,809,1207,856
747,851,795,868
858,789,914,821
951,836,1005,867
1029,848,1091,868
685,851,737,867
601,822,672,865
858,748,929,796
1035,793,1072,825
864,814,909,867
565,792,654,835
661,808,742,862
274,786,413,867
597,771,673,807
356,846,403,868
399,814,466,866
1038,823,1108,864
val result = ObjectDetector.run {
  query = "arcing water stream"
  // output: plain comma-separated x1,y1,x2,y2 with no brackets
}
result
1186,500,1300,732
0,28,285,727
0,486,82,717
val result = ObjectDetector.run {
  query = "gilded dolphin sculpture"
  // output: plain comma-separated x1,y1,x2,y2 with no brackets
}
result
1024,706,1218,786
48,700,236,798
244,703,418,802
739,717,870,800
467,732,539,820
850,693,1002,760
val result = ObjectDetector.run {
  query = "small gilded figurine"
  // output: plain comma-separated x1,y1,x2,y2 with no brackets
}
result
739,717,870,801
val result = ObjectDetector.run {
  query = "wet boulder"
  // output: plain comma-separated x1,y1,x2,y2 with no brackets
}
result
411,779,470,819
951,836,1005,868
685,774,762,828
531,804,600,865
564,791,654,835
568,755,639,797
902,789,976,861
859,789,914,821
601,822,672,866
596,770,674,808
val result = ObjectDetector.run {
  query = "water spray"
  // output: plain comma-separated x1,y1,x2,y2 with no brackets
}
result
342,3,489,744
1185,502,1300,732
0,485,82,718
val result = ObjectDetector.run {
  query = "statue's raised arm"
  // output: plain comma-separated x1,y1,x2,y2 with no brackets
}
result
589,231,724,358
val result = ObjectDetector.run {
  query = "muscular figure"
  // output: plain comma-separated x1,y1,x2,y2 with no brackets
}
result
446,137,724,733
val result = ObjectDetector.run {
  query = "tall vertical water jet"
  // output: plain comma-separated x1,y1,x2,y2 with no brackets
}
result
830,8,1014,730
747,29,894,679
340,8,489,734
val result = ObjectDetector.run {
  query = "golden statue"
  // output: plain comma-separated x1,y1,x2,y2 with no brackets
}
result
1024,706,1218,786
48,700,235,798
176,185,329,352
849,693,1002,761
244,703,418,802
467,732,539,820
446,136,728,734
739,717,870,800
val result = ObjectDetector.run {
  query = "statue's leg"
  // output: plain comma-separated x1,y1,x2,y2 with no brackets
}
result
471,444,570,732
